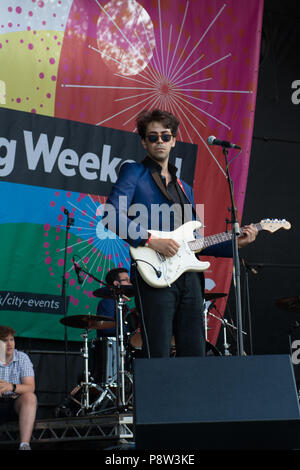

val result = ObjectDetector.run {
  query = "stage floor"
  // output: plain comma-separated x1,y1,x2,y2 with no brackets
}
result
0,412,134,451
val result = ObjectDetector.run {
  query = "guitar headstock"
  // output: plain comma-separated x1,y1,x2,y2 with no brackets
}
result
260,218,291,233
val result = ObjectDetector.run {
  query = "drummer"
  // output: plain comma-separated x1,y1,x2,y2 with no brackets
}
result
96,268,133,338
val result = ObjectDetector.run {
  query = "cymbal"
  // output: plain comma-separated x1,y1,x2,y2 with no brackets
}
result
204,292,227,301
275,296,300,313
93,285,135,299
60,314,115,330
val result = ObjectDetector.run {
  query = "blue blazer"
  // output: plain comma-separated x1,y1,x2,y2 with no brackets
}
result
105,160,232,257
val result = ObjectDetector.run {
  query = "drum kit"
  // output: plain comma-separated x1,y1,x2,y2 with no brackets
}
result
59,284,139,416
59,288,241,416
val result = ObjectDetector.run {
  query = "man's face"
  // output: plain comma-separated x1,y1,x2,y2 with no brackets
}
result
141,121,176,164
114,272,131,286
3,334,15,362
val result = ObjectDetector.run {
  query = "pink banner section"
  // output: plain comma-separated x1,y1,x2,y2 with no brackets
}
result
56,0,263,213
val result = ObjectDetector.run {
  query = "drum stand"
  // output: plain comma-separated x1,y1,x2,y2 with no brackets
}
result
115,294,129,410
204,301,231,354
208,311,231,355
70,329,116,416
203,300,209,341
208,304,247,356
89,294,132,414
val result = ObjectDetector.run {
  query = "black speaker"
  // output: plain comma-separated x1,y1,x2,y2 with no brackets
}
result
133,355,300,450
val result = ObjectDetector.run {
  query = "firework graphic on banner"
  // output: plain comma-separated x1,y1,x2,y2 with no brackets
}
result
58,0,253,177
45,190,131,311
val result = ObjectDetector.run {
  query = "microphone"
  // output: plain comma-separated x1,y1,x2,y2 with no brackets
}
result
64,208,74,228
207,135,241,150
72,258,83,284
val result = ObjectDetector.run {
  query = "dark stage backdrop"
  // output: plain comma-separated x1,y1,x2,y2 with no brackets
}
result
223,0,300,384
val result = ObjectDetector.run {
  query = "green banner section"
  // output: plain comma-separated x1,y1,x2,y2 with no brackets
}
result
0,223,135,341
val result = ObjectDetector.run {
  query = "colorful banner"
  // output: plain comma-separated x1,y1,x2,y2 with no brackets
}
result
0,108,197,340
0,0,263,343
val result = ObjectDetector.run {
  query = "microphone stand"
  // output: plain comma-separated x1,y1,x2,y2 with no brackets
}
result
223,147,244,356
61,209,74,395
241,258,255,355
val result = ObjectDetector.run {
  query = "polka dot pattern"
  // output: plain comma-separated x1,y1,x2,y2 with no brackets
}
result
42,189,129,312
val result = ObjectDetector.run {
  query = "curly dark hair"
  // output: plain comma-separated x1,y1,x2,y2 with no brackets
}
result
105,268,129,286
0,326,16,340
136,109,180,139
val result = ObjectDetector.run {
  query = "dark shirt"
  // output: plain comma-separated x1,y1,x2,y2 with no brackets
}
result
97,298,130,338
142,156,233,258
143,156,193,229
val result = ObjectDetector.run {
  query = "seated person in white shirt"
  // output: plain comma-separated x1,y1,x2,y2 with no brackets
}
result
0,325,37,451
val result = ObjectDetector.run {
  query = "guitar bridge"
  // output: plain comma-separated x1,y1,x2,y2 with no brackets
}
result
155,252,172,287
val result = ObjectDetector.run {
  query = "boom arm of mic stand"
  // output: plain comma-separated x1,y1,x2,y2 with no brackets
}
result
75,265,109,287
208,310,247,336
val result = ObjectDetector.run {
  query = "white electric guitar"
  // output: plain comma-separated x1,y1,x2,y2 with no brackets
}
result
130,219,291,288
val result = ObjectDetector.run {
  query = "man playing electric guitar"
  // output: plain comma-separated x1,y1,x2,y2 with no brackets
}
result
104,109,257,358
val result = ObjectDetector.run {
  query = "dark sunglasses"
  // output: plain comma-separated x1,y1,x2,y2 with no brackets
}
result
146,133,173,143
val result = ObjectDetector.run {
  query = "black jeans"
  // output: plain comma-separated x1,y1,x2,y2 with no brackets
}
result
134,271,205,358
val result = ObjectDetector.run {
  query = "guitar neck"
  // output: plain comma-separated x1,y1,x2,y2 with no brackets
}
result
190,222,262,252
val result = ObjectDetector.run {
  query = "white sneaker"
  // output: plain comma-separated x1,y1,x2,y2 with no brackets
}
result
19,443,31,450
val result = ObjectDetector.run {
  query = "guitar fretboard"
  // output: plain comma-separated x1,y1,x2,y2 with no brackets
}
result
189,223,262,252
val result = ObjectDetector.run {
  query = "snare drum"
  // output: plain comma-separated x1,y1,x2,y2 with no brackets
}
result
91,337,119,386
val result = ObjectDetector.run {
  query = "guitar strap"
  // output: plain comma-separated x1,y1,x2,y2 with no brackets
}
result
144,156,203,224
177,178,203,224
177,179,205,290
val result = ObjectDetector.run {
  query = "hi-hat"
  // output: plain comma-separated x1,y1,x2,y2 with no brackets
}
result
60,314,115,330
275,296,300,313
204,292,227,301
93,285,135,299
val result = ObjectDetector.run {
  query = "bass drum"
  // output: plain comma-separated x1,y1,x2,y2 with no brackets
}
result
91,337,118,386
